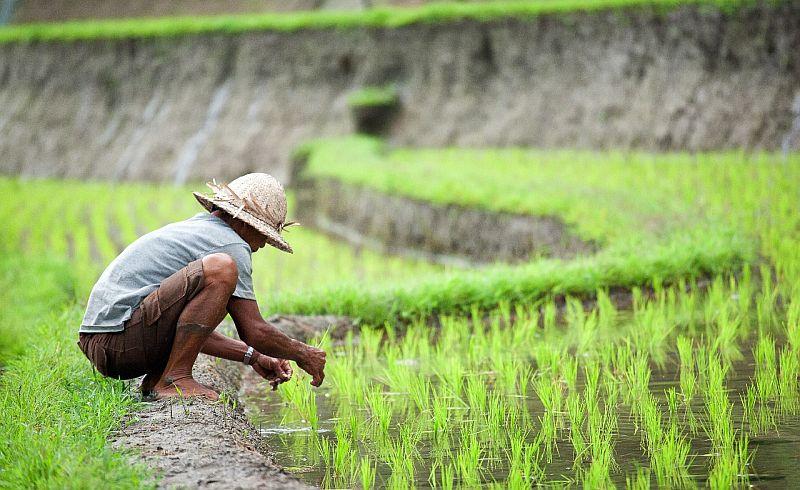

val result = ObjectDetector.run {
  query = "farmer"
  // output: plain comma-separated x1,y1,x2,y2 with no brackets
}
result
77,173,326,400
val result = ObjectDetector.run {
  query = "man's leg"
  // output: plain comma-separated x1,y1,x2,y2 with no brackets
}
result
152,253,238,400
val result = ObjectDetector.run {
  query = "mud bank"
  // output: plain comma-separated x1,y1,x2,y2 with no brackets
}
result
112,354,307,489
1,3,798,183
296,176,595,264
111,315,350,489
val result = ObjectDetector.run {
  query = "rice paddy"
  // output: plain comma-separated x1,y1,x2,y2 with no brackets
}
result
0,177,445,306
249,271,800,487
243,143,800,487
2,142,800,487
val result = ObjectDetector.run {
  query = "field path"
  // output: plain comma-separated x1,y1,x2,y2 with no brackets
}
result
112,353,309,489
110,317,349,488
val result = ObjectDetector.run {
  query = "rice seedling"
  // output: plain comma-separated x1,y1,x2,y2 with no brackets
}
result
676,336,696,404
455,429,482,487
359,457,377,489
753,335,778,403
778,347,800,414
785,296,800,350
566,393,586,464
279,375,319,430
332,423,357,479
625,466,650,490
366,387,393,437
707,434,750,489
466,374,490,413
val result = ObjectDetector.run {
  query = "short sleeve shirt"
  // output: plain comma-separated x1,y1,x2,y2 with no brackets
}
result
80,212,255,333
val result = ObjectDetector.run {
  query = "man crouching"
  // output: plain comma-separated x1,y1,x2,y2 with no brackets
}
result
77,173,326,400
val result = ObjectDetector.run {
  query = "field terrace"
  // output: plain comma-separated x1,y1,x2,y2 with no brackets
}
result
2,137,799,486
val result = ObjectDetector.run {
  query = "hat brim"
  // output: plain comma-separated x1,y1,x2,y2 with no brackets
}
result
193,192,293,254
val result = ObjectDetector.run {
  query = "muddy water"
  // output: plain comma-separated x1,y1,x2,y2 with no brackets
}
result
245,354,800,488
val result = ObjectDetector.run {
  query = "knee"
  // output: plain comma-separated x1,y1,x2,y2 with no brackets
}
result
202,253,238,291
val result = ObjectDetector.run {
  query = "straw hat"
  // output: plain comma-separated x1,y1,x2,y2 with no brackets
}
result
193,173,297,253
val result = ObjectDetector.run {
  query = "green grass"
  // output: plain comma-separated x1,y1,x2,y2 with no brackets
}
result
0,256,75,360
0,0,773,44
0,256,153,488
0,177,445,310
2,135,799,486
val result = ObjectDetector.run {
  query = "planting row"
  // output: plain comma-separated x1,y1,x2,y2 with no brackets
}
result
0,176,752,329
252,265,800,487
298,137,800,245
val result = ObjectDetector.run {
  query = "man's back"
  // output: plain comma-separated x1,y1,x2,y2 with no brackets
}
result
80,212,255,333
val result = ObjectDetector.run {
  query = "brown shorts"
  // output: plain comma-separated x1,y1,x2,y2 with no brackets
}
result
78,259,205,380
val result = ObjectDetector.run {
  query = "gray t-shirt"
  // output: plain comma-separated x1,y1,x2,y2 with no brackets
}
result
80,212,255,333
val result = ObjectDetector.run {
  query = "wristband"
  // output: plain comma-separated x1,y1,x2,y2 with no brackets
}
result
243,346,255,365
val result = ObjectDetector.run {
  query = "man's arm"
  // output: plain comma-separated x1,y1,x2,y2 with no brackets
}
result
201,331,292,389
227,296,326,386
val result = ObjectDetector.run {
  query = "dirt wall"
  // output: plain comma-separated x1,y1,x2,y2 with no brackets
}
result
1,3,798,183
296,176,595,264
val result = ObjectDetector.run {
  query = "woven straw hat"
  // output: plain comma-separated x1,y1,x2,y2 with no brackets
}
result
193,173,297,253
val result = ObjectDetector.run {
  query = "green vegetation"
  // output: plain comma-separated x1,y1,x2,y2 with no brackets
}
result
0,0,771,44
254,266,800,486
0,177,445,317
273,230,751,324
0,176,443,486
301,136,800,244
347,85,398,109
0,256,152,488
248,140,800,486
2,135,799,486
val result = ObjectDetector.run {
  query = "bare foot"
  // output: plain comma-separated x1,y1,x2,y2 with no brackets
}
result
141,371,214,399
139,372,161,399
153,375,219,401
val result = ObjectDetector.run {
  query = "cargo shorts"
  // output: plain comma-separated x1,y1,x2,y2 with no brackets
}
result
78,258,205,379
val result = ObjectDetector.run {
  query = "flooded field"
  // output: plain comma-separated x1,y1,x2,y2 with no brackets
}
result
246,275,800,488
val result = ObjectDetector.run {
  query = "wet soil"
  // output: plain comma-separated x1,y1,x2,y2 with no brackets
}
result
112,354,308,489
110,315,354,488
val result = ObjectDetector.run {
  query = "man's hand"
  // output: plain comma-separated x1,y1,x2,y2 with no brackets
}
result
296,346,327,387
252,354,292,391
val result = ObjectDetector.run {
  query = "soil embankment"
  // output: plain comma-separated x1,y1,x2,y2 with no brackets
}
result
1,3,798,183
113,354,308,489
296,176,595,264
113,315,348,489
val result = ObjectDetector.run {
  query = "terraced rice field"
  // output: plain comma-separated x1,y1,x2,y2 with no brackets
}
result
244,142,800,487
2,143,800,487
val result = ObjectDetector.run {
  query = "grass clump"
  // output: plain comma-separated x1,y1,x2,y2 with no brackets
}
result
0,256,75,361
347,85,398,109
